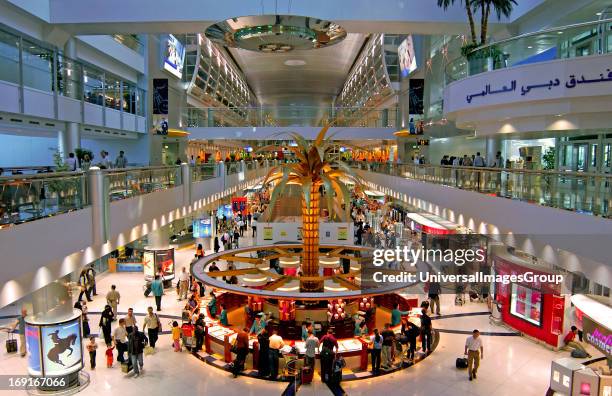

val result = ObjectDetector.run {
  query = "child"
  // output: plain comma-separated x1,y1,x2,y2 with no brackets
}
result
172,321,181,352
105,344,115,368
87,336,97,369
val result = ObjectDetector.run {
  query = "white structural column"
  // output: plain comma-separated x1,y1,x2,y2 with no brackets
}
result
486,137,503,166
182,163,191,206
88,167,110,246
58,38,81,157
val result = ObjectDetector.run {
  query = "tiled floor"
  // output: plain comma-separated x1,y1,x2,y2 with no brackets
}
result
0,236,601,395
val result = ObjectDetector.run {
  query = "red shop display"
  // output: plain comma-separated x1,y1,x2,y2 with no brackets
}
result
494,254,564,347
231,197,247,214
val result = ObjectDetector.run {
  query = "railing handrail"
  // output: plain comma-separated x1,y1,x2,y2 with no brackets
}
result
467,17,612,55
0,171,85,181
102,165,181,175
349,161,612,179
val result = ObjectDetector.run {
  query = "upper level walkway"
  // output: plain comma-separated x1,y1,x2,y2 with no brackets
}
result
0,161,268,308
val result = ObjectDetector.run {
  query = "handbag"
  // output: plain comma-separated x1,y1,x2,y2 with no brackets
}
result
230,338,238,353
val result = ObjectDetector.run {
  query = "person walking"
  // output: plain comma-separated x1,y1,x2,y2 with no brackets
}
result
370,328,383,374
79,301,90,338
268,329,284,380
87,336,97,369
178,267,190,301
319,328,339,383
78,270,92,302
143,307,160,349
473,152,485,167
219,304,229,326
114,150,128,168
465,329,484,381
66,152,77,171
11,308,27,357
99,305,114,346
304,329,319,369
86,265,97,296
381,323,395,369
106,285,120,318
232,327,250,378
151,275,164,311
257,327,270,377
214,236,220,254
251,218,257,237
171,321,181,352
113,318,129,364
99,150,111,169
420,308,433,354
127,325,148,377
124,308,137,334
428,281,442,316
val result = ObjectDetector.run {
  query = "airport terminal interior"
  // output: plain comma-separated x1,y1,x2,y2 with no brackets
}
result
0,0,611,395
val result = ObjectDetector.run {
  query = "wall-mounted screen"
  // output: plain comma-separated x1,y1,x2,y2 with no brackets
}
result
510,283,543,326
398,36,417,78
163,34,185,79
409,78,425,115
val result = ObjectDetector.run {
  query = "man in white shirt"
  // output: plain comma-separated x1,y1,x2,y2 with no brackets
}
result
113,318,129,363
268,330,284,380
464,329,483,381
178,267,190,301
66,153,77,171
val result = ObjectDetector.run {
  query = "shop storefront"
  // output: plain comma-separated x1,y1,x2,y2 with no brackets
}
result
492,247,565,348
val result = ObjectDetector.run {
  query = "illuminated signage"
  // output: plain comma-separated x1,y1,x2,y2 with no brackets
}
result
41,318,83,376
583,316,611,356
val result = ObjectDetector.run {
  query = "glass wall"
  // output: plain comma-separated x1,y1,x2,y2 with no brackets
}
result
21,39,53,92
0,27,146,116
0,30,20,84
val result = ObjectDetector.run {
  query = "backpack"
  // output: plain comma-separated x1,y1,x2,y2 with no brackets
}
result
571,349,588,358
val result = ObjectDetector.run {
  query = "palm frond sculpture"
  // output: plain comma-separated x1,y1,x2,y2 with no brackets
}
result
262,126,363,292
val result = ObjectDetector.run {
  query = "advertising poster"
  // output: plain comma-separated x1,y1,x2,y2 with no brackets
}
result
193,218,212,238
143,251,155,278
152,79,168,115
224,204,233,218
163,34,185,79
41,319,82,376
398,36,417,78
263,227,273,240
155,250,175,277
337,226,348,241
297,227,303,241
409,78,424,115
25,324,41,376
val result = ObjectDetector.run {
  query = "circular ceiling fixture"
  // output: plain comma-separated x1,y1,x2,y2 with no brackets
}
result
284,59,307,66
205,15,347,53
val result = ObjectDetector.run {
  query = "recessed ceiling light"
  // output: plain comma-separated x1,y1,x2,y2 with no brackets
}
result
527,46,533,49
555,114,564,117
596,12,603,16
557,31,563,35
284,59,306,66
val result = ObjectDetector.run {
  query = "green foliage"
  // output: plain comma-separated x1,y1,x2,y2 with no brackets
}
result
461,43,480,58
542,147,556,170
74,148,94,162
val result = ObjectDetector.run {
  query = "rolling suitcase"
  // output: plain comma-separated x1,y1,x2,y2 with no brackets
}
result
144,285,152,297
6,332,17,353
456,357,468,369
121,359,133,373
301,367,314,384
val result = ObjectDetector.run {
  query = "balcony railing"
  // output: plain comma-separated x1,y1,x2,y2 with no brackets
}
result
445,18,612,83
351,162,612,219
0,163,254,228
185,106,401,128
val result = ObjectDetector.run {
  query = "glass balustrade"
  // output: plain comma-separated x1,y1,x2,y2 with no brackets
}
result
191,164,217,182
106,166,181,201
185,106,400,128
446,18,612,83
0,172,88,227
351,162,612,218
0,162,270,228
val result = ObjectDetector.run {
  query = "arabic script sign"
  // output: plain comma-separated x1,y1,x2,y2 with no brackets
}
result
465,69,612,104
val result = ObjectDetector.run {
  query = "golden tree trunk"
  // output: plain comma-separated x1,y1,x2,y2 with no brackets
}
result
301,183,322,292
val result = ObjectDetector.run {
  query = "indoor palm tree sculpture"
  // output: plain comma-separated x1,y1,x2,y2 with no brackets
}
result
262,125,362,292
